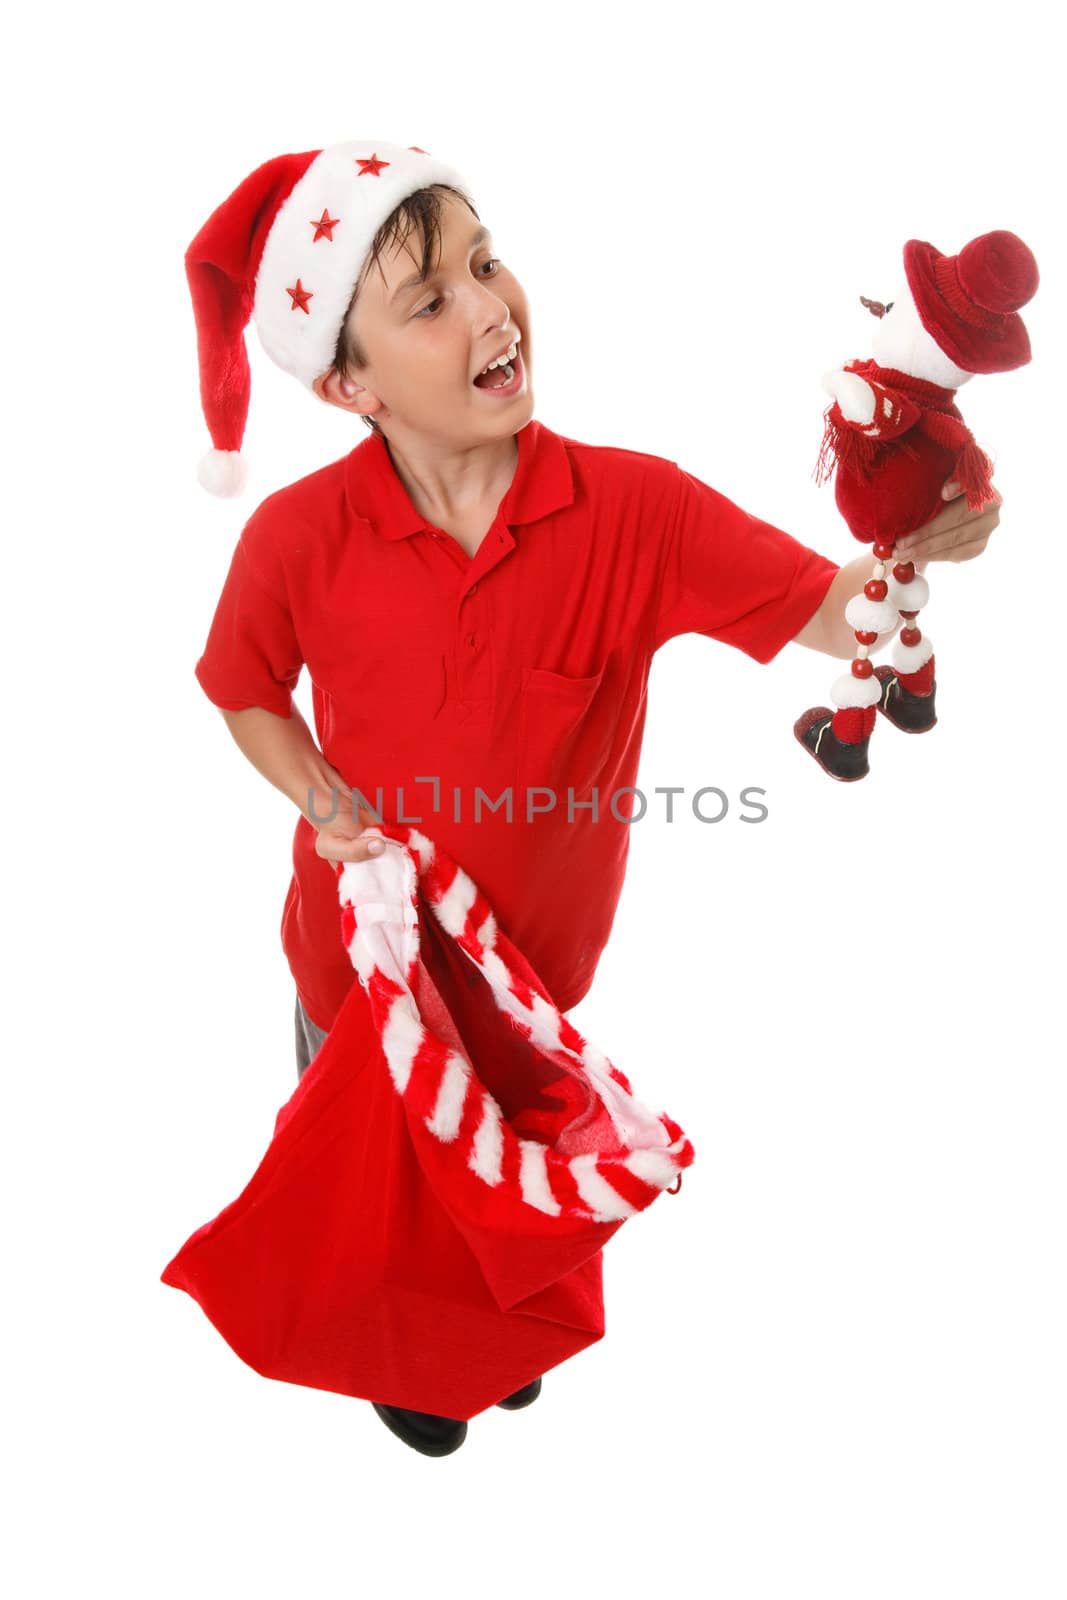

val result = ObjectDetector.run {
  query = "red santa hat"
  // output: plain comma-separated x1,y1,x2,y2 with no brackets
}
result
184,139,477,497
904,229,1039,375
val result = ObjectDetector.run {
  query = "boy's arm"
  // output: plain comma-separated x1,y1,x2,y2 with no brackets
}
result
194,516,383,863
791,477,1003,656
215,705,383,864
218,702,351,823
649,462,841,665
789,551,923,659
649,459,1002,663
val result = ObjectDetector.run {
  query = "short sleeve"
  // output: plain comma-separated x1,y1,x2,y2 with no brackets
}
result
194,516,304,718
651,462,840,664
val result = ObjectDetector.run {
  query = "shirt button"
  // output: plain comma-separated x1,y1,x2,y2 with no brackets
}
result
468,581,479,596
466,633,477,648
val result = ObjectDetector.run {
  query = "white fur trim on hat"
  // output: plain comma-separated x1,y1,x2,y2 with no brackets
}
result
892,634,934,673
251,140,477,389
831,671,883,709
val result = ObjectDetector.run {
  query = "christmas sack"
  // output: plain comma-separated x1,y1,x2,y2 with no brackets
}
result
160,822,695,1419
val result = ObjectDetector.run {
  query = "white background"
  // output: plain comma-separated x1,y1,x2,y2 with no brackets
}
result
6,1,1064,1595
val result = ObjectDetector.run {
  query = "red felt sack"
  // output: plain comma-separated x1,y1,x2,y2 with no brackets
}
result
161,822,695,1420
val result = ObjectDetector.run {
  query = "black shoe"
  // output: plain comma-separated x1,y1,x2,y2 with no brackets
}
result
371,1401,468,1457
793,706,870,781
496,1376,543,1410
873,665,938,732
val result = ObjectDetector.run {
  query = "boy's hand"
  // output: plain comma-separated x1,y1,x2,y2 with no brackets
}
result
894,478,1003,564
314,800,387,868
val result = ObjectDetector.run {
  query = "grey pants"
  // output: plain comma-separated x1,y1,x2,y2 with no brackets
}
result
294,993,330,1082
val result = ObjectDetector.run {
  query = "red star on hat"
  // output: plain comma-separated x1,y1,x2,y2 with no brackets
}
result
355,153,390,176
310,210,339,242
286,278,313,313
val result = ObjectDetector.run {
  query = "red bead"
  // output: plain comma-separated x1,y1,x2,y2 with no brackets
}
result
873,542,895,560
898,609,919,619
854,629,878,645
864,579,888,601
900,626,922,647
893,561,915,582
851,657,874,678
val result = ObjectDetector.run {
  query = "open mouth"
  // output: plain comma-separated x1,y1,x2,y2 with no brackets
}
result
472,347,524,397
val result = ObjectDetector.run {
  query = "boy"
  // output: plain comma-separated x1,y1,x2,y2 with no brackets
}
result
186,138,1001,1455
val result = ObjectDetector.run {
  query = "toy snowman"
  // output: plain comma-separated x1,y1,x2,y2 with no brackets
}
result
794,229,1039,781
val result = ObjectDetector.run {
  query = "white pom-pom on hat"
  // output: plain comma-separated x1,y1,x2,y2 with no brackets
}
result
197,448,249,498
830,672,883,709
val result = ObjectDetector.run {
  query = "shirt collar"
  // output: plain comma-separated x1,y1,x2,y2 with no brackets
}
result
343,416,574,540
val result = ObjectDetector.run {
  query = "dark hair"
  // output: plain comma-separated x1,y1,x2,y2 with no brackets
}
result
332,183,480,435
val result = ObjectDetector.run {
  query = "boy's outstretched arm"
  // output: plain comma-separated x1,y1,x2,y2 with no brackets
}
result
790,479,1003,659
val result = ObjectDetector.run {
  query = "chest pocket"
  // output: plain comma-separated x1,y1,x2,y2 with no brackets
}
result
516,651,616,817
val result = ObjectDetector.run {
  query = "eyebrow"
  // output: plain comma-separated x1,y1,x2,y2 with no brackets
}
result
390,225,492,302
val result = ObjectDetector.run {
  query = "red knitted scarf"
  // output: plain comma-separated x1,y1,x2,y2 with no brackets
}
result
814,358,995,510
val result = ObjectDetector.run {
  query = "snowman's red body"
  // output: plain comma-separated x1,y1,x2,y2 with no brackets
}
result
817,358,996,543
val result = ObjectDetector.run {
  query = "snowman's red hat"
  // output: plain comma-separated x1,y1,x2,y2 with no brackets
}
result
904,229,1039,376
185,139,477,497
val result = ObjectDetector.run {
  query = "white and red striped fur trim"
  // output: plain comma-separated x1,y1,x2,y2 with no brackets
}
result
334,824,695,1225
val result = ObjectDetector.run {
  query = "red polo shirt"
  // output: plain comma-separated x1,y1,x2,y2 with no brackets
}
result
195,417,839,1031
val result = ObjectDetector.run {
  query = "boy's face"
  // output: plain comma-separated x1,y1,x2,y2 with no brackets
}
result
314,190,533,444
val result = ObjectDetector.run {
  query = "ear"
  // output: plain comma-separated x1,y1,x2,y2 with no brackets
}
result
312,366,380,420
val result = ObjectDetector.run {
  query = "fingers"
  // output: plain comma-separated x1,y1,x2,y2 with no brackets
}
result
899,537,988,566
898,520,997,560
940,538,991,562
896,491,1001,560
938,475,1002,506
313,796,388,872
319,834,385,869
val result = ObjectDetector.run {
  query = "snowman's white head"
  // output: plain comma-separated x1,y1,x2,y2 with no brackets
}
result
866,282,975,389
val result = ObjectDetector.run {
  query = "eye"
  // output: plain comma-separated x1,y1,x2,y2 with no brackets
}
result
414,258,501,318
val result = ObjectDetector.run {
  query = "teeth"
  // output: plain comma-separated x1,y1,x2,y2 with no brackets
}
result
479,341,518,376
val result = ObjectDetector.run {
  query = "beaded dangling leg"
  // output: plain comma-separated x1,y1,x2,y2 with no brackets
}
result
873,558,937,733
794,538,902,781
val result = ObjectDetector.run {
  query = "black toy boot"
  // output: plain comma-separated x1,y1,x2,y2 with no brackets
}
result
872,664,938,732
496,1375,543,1410
793,706,871,782
371,1401,468,1457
